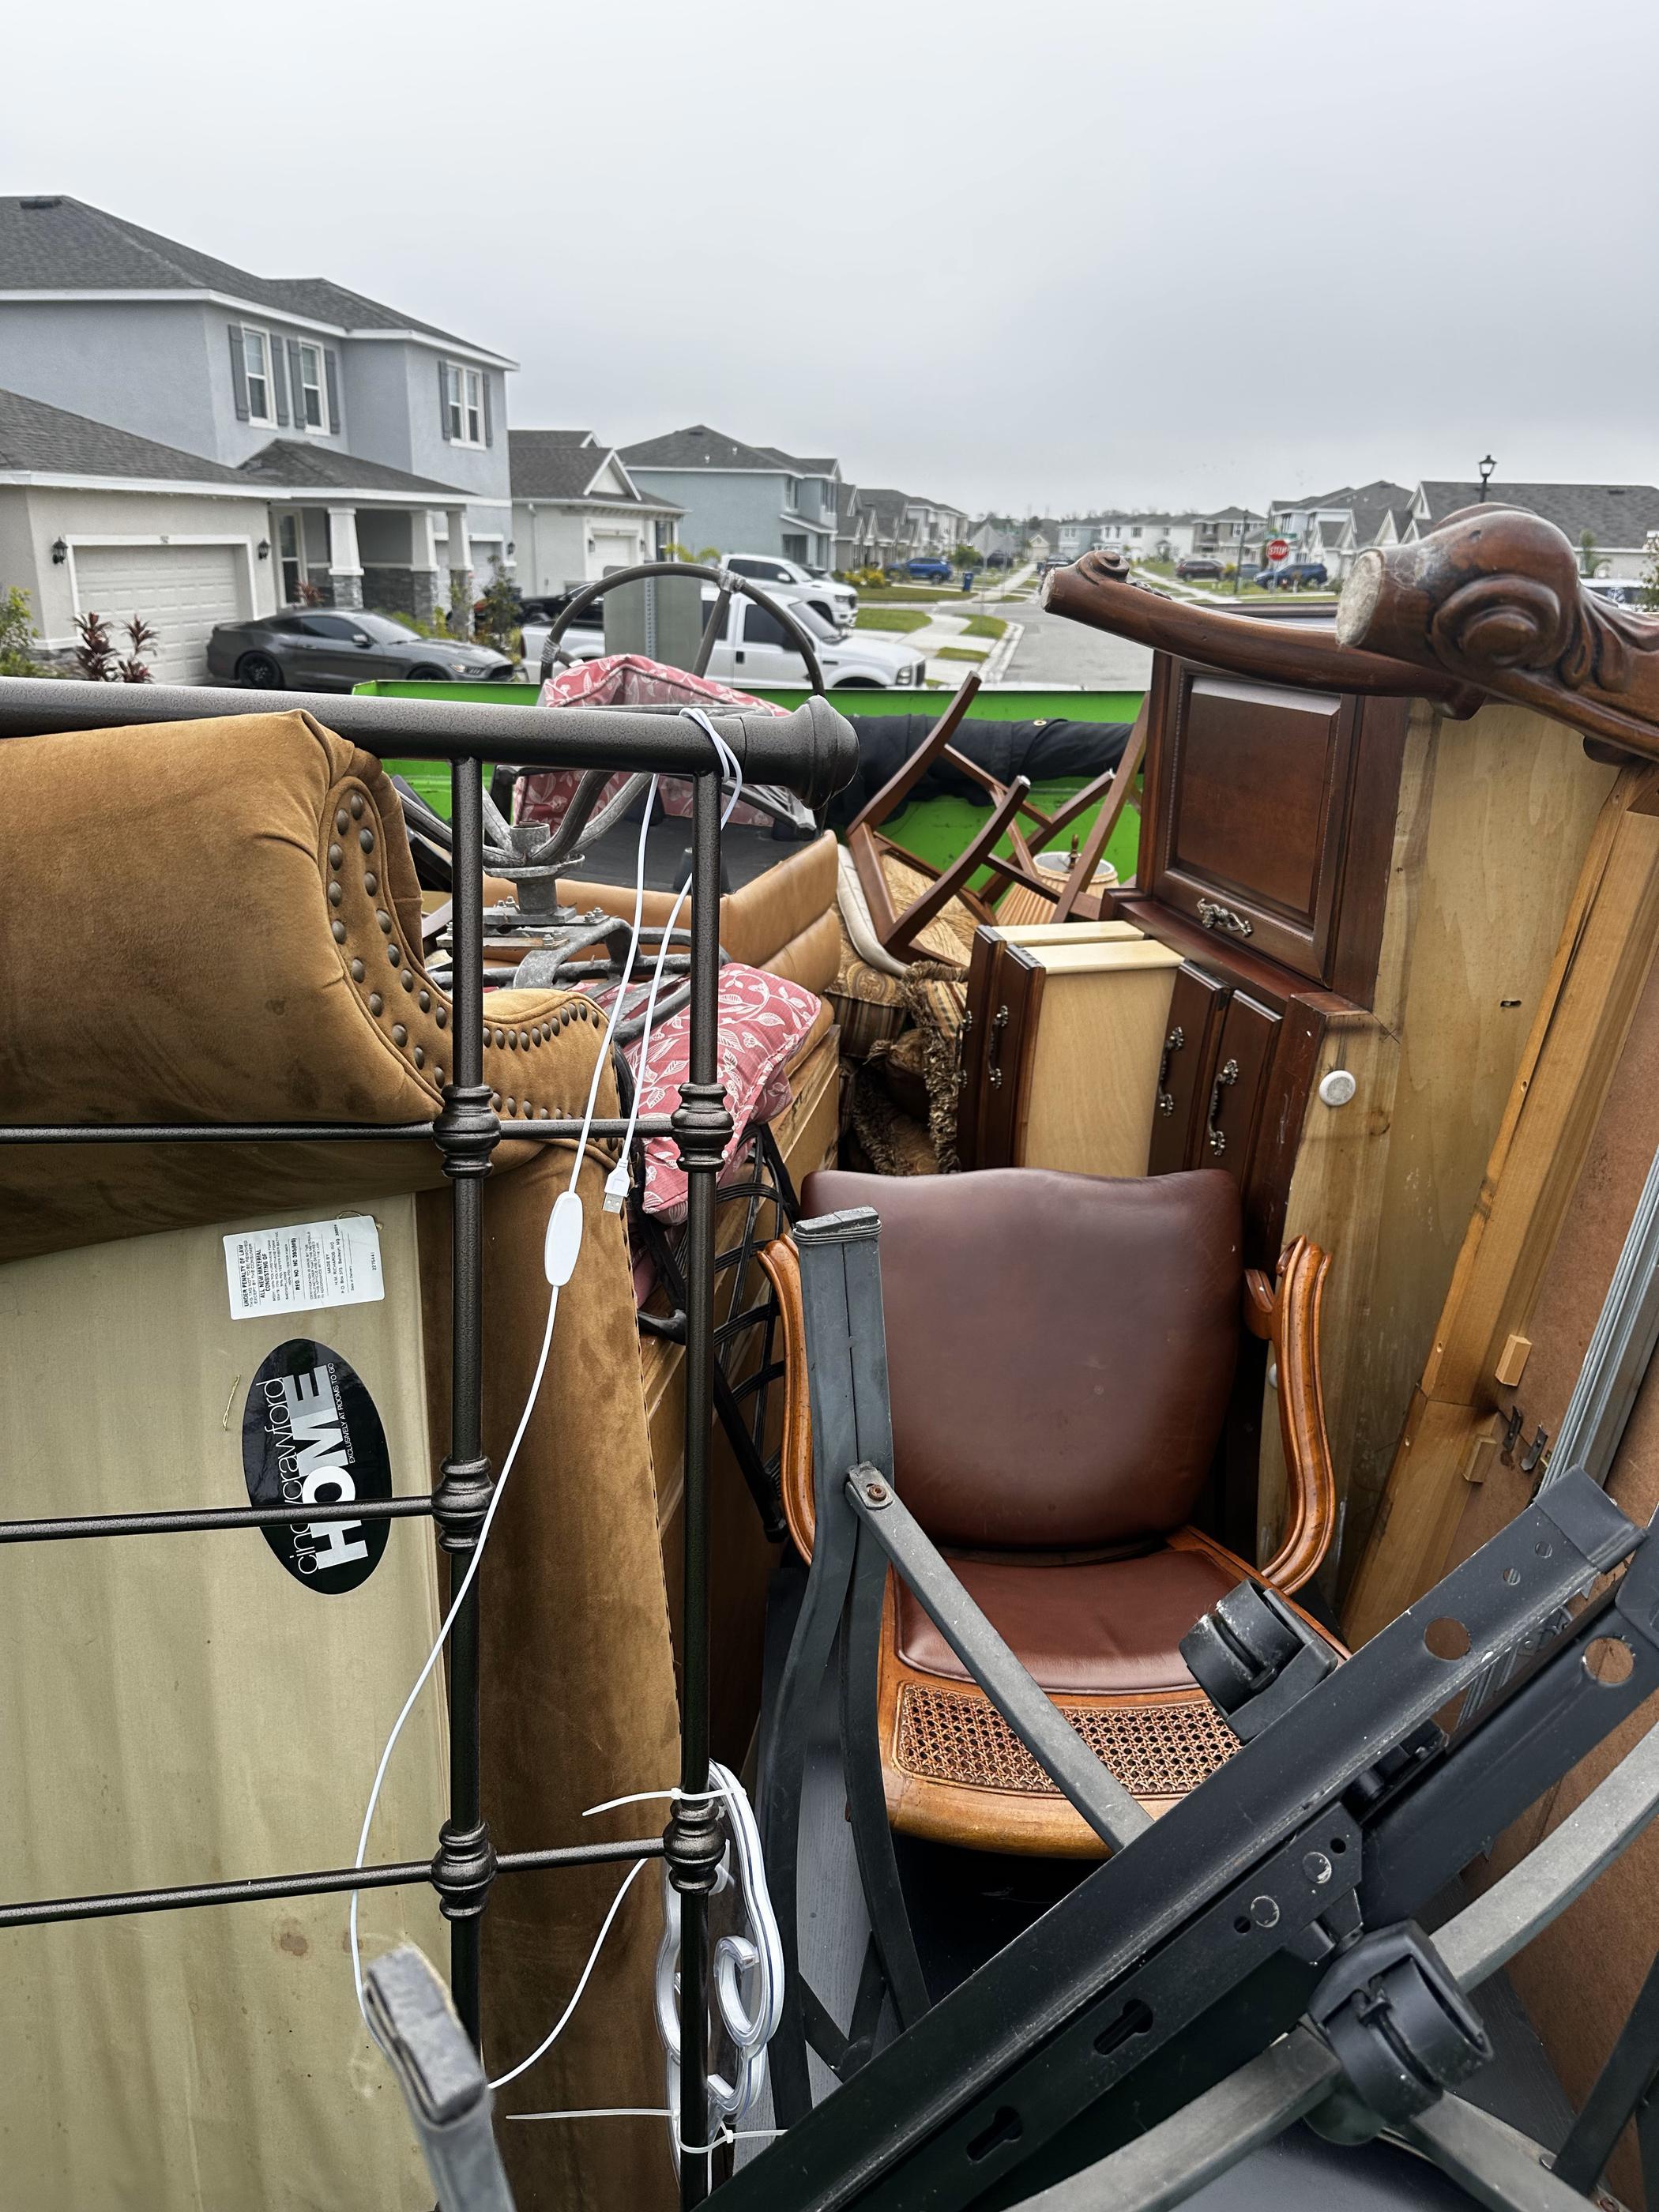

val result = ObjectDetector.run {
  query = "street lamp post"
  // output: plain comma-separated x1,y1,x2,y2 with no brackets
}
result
1478,454,1495,502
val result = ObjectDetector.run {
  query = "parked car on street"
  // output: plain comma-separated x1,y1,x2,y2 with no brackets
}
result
905,555,954,581
1251,561,1330,591
721,555,857,630
206,609,517,690
1176,556,1224,580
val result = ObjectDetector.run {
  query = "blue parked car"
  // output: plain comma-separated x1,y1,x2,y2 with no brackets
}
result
905,555,954,581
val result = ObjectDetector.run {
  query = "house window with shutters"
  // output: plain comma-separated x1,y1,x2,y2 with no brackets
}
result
241,329,273,425
295,344,325,431
442,362,487,447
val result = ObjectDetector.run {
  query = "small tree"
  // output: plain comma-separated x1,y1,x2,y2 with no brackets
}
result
73,609,118,680
1579,529,1599,578
950,541,979,570
1639,536,1659,613
474,557,521,654
74,609,159,681
663,540,721,566
0,585,43,675
118,613,159,683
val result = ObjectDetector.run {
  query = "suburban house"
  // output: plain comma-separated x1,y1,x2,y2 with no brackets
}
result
1054,513,1200,564
507,431,681,597
901,495,969,555
1402,480,1659,578
619,427,841,570
1267,481,1413,575
0,193,514,673
968,514,1025,562
848,488,910,570
1190,506,1264,566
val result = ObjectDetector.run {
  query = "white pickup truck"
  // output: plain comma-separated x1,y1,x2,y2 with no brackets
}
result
521,592,927,690
721,555,858,631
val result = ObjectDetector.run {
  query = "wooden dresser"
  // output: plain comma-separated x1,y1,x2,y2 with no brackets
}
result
1034,566,1623,1597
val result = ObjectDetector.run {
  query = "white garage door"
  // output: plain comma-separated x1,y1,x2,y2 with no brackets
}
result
592,530,640,575
74,544,246,683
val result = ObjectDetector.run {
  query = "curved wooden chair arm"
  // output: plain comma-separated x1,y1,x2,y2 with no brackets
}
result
1256,1236,1337,1593
758,1235,815,1558
1042,550,1482,713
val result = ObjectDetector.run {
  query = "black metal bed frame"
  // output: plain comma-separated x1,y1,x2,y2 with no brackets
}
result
0,674,856,2211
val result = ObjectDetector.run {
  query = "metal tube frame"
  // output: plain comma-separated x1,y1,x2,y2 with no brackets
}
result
0,676,854,2210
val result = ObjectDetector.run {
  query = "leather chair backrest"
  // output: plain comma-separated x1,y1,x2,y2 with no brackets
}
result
800,1167,1243,1548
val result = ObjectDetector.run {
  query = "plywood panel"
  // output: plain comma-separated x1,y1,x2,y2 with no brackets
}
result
1252,700,1618,1611
1345,751,1659,1641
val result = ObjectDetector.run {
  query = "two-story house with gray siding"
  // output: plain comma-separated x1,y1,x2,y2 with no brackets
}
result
619,427,841,571
0,194,515,675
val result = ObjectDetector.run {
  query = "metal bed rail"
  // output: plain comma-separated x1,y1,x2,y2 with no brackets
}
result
0,673,857,2212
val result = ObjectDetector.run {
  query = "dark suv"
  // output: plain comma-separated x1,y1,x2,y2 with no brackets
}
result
1176,555,1224,581
1252,561,1329,591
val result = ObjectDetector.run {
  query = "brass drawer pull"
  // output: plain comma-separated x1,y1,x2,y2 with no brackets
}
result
1206,1057,1240,1153
1197,898,1253,939
1156,1024,1185,1115
987,1004,1010,1088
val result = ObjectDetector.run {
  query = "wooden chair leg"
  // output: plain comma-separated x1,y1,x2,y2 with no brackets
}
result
1052,704,1148,923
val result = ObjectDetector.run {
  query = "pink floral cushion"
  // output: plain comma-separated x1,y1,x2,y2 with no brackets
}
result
605,963,823,1219
516,655,781,830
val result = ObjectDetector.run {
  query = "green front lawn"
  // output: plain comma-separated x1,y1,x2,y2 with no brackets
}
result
935,645,988,662
856,607,931,633
957,614,1008,639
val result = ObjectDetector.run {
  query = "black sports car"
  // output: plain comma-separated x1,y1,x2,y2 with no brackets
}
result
205,609,517,690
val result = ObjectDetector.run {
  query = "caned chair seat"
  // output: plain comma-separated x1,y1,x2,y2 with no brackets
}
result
760,1165,1341,1859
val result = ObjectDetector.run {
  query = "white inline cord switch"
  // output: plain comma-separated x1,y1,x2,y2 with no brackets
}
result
544,1187,586,1288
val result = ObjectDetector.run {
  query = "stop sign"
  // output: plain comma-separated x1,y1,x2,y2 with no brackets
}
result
1266,538,1290,562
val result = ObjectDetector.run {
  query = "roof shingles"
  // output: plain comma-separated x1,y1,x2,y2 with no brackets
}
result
0,195,502,356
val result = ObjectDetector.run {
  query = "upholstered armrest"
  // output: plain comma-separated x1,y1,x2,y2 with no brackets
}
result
0,706,622,1262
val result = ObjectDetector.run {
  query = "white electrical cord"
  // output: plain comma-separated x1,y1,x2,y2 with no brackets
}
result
349,771,664,2033
352,715,751,2093
601,713,747,1213
502,1766,786,2161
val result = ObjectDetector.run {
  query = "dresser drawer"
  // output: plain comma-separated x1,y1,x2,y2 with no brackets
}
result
1147,961,1233,1176
1197,989,1281,1190
1142,656,1405,1003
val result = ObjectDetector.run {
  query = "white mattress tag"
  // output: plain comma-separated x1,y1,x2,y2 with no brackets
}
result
223,1215,385,1320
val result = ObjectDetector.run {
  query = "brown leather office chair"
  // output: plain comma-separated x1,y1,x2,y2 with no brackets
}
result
759,1166,1337,1858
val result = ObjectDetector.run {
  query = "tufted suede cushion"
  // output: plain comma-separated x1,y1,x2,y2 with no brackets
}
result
801,1167,1243,1548
0,709,609,1262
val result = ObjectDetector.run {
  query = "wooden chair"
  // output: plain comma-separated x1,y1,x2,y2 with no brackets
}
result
843,675,1148,958
758,1165,1338,1859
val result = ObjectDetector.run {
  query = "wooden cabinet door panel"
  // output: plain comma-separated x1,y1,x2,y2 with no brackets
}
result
1147,961,1233,1176
1152,665,1359,986
1197,989,1280,1192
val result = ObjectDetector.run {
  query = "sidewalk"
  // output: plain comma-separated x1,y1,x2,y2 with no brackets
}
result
856,602,1025,687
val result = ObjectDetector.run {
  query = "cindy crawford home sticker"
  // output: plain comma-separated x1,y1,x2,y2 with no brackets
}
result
242,1339,393,1593
223,1214,384,1319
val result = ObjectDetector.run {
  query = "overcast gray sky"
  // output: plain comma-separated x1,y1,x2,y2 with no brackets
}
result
7,0,1657,514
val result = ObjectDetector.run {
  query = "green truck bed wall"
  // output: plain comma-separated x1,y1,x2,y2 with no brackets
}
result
351,679,1146,891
